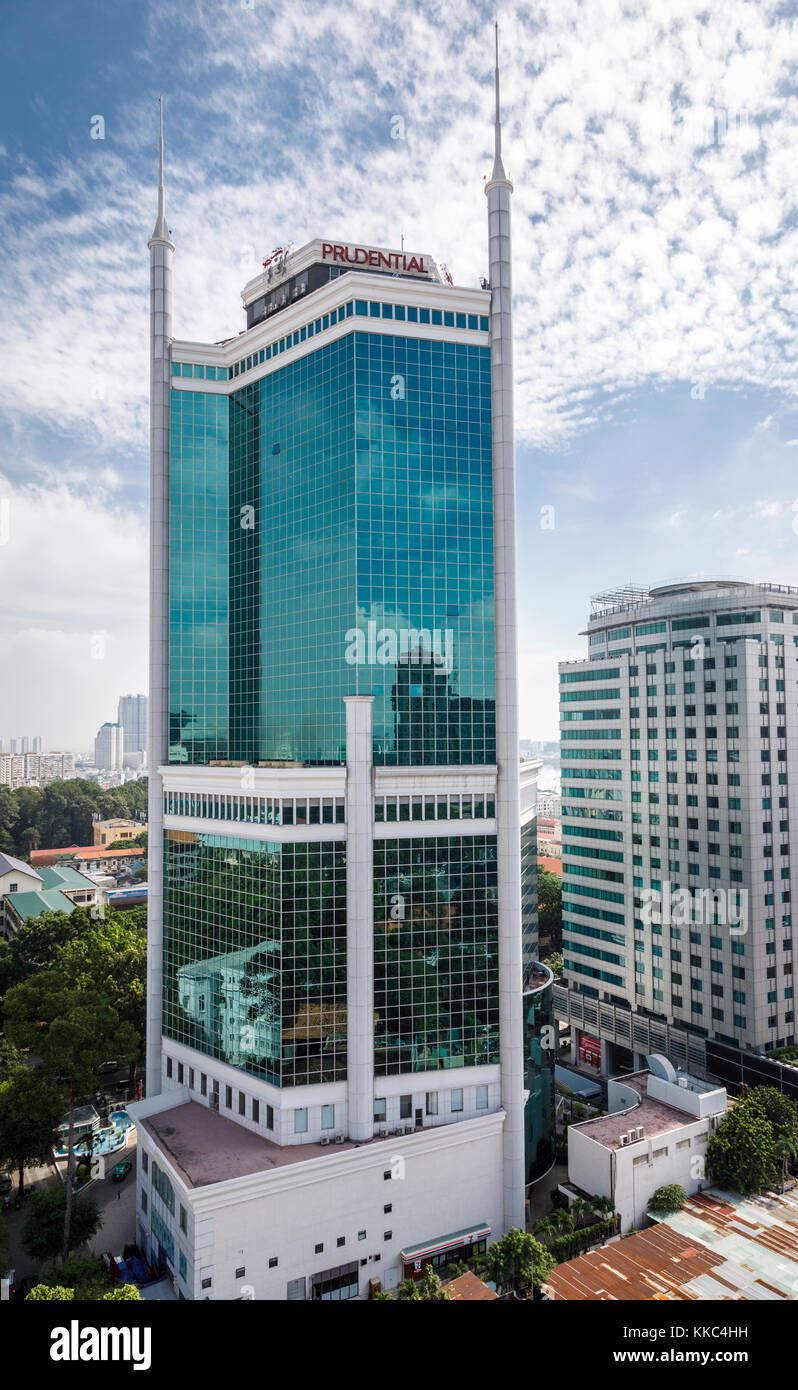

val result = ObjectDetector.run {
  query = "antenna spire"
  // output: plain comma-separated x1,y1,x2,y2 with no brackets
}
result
150,95,170,243
492,20,507,181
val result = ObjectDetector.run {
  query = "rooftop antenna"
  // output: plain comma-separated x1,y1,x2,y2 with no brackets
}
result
492,19,507,182
151,95,169,242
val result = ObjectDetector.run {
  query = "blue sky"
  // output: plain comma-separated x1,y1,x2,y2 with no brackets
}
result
1,0,798,749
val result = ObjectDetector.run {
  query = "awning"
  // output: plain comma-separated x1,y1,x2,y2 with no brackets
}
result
400,1224,491,1263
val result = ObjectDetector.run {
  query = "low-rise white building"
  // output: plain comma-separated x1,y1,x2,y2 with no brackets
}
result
565,1057,728,1232
130,1088,503,1301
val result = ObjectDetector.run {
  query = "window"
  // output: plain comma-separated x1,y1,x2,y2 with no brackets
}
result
235,1266,246,1279
426,1092,438,1116
238,1092,246,1116
476,1086,489,1110
225,1085,232,1109
179,1205,187,1233
450,1088,464,1112
321,1104,335,1130
266,1105,274,1130
315,1243,324,1254
142,1152,149,1174
252,1098,259,1123
374,1097,387,1123
269,1257,278,1269
294,1109,308,1133
399,1094,412,1120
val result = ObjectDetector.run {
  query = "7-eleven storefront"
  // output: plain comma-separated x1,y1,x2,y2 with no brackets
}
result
400,1224,491,1281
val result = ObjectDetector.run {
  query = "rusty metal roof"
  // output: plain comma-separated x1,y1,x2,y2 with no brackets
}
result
545,1186,798,1300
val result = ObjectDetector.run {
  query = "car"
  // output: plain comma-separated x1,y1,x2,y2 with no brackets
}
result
99,1060,119,1074
111,1160,132,1183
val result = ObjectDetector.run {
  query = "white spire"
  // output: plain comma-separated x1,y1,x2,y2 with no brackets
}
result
150,95,170,244
491,20,507,182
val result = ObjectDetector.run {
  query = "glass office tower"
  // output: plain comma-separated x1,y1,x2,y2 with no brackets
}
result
137,45,536,1299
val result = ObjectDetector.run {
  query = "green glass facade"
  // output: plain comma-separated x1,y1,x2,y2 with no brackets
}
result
168,332,495,767
373,835,499,1075
163,830,347,1086
163,319,499,1085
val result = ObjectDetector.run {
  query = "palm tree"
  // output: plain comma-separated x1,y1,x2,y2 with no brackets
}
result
774,1135,798,1192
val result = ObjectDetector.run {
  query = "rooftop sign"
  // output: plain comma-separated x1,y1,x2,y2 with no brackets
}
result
320,242,430,276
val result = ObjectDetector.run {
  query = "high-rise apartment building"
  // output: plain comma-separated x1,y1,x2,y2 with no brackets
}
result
557,580,798,1074
118,694,148,758
131,41,550,1301
94,721,124,772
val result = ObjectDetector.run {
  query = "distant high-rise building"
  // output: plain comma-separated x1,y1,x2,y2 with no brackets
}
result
557,579,798,1075
32,736,42,753
118,694,148,756
94,722,124,772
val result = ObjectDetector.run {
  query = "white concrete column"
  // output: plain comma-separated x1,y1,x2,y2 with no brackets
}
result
486,90,525,1230
344,696,375,1140
146,187,174,1099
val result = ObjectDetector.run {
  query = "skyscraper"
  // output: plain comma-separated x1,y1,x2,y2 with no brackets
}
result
94,721,124,772
133,39,540,1300
557,580,798,1076
118,693,148,757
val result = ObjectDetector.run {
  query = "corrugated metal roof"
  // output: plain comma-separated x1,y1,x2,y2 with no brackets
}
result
4,889,76,923
546,1186,798,1300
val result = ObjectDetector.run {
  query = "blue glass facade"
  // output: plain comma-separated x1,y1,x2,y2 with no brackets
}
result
168,331,494,767
163,316,499,1085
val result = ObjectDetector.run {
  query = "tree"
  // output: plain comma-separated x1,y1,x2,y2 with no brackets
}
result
395,1267,451,1301
0,1067,64,1195
4,974,116,1259
536,868,562,951
37,1253,108,1299
543,952,563,980
648,1184,687,1215
102,1284,142,1300
484,1227,555,1295
774,1135,798,1193
707,1086,798,1196
21,1184,101,1262
26,1284,74,1300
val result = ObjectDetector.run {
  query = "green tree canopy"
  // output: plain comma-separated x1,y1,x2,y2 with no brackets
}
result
21,1184,101,1262
0,1067,64,1195
707,1086,798,1195
648,1183,687,1214
536,868,562,952
485,1226,555,1295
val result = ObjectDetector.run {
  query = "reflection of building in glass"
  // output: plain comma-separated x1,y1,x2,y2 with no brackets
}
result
165,835,347,1087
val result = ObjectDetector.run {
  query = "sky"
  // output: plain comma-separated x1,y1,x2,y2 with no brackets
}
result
2,0,798,749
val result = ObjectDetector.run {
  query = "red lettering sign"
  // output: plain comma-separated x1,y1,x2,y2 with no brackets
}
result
320,243,427,275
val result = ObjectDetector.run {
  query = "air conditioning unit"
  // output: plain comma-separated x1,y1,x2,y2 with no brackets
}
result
334,1134,345,1145
678,1076,689,1089
619,1133,631,1146
319,1136,331,1146
634,1126,644,1140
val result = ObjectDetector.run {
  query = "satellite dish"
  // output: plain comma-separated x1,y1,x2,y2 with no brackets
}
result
646,1053,677,1083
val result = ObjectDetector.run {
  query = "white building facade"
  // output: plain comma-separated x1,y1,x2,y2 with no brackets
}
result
558,580,798,1066
566,1062,727,1233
